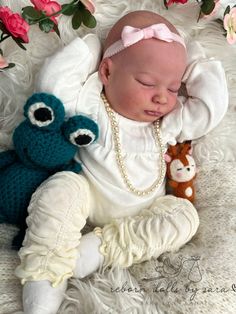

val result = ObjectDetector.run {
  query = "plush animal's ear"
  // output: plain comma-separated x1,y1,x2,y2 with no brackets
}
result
63,115,99,147
179,141,192,156
164,153,172,163
24,93,65,130
167,145,178,157
188,147,193,155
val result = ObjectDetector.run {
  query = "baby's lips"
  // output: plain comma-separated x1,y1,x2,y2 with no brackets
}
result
144,110,162,117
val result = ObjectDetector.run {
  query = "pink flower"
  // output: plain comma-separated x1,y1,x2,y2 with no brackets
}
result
211,0,221,16
0,7,29,43
80,0,95,14
224,7,236,44
165,0,188,7
30,0,62,24
0,54,8,69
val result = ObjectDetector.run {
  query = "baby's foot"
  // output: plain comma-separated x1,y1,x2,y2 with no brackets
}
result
73,231,104,278
23,279,67,314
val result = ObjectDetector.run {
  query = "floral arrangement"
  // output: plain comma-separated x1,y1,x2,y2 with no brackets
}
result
0,0,96,71
165,0,236,44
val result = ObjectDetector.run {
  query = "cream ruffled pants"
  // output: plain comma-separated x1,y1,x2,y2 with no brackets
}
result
15,172,199,287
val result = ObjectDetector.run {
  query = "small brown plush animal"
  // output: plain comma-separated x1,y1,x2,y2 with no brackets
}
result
165,142,197,203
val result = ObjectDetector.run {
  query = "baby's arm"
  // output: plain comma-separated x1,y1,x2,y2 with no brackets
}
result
35,34,101,117
162,41,228,143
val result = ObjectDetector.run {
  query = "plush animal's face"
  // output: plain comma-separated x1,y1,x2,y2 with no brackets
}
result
13,93,99,170
169,155,196,182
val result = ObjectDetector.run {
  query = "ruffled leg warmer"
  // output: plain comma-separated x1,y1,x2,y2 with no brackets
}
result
94,195,199,270
15,171,92,314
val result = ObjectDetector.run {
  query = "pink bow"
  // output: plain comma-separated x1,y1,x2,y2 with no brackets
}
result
102,23,185,59
121,24,177,47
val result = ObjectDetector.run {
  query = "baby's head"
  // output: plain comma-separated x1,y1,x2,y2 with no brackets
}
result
99,10,187,122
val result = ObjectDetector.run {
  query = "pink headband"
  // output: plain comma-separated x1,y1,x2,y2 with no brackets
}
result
103,23,186,59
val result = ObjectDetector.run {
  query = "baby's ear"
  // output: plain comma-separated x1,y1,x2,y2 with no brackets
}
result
164,154,172,163
98,58,113,85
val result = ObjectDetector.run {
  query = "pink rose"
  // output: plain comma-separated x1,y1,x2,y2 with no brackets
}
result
0,7,29,43
80,0,95,14
166,0,188,7
0,54,8,69
224,7,236,44
30,0,62,24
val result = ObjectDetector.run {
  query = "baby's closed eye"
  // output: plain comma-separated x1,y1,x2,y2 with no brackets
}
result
136,78,155,87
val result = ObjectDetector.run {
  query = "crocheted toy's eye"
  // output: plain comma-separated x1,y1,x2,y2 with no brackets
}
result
70,129,96,147
28,102,55,127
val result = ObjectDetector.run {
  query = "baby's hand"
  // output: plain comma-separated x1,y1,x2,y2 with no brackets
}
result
186,41,207,66
182,41,209,85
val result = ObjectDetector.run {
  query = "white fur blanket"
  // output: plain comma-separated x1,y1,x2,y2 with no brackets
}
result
0,0,236,313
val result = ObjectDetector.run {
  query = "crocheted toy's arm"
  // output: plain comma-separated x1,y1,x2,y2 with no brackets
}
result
0,150,17,168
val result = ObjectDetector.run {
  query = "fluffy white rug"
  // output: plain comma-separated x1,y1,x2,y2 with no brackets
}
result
0,0,236,313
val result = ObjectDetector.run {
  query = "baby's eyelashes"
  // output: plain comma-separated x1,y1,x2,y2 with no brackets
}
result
135,78,179,94
136,78,155,87
168,83,181,93
168,88,179,93
136,77,180,94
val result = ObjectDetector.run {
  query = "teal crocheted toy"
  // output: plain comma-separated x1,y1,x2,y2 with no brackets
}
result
0,92,99,249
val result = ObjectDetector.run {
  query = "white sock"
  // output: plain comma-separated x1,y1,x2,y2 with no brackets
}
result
73,231,104,279
23,280,67,314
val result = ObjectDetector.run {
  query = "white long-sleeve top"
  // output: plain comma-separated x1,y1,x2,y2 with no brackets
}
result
35,34,228,226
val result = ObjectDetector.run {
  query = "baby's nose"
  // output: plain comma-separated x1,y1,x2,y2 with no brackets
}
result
152,92,167,105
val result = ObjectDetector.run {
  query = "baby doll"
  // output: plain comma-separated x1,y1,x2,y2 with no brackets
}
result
14,10,228,314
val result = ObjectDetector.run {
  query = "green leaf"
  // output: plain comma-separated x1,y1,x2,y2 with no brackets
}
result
53,23,61,37
72,10,82,29
0,63,15,71
5,63,15,69
39,19,54,33
22,6,42,23
201,0,215,15
81,9,96,28
62,4,76,16
77,1,85,10
12,37,27,50
224,5,231,17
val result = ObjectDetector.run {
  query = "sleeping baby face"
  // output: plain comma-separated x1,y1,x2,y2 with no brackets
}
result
99,11,187,122
99,38,187,122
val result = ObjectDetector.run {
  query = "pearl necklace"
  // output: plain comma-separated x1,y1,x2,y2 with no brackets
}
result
101,92,166,196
